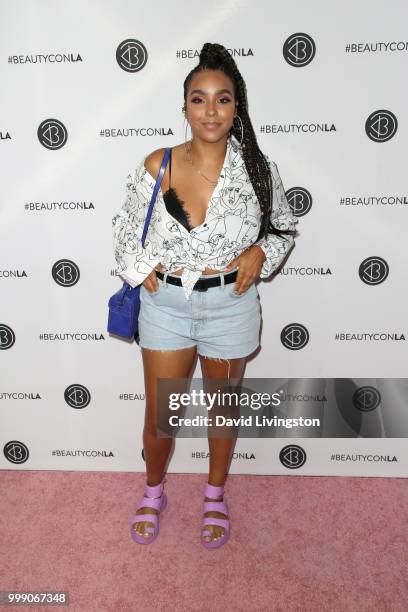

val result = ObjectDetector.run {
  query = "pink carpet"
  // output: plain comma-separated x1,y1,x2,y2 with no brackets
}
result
1,470,407,611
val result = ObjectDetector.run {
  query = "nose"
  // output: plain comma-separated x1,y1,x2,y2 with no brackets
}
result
205,99,217,117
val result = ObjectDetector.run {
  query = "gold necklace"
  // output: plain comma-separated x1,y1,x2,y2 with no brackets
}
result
184,140,220,186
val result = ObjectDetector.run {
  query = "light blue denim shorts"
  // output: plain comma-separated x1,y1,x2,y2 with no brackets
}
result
138,268,261,359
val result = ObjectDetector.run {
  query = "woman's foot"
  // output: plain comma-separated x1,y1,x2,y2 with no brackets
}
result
130,480,167,544
131,494,162,539
201,482,230,548
202,492,229,543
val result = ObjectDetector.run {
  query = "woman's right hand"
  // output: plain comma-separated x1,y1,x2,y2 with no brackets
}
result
142,269,159,294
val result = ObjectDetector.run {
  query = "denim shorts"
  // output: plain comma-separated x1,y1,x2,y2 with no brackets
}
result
138,268,261,359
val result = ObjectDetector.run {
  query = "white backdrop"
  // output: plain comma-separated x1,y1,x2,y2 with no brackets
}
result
1,0,407,476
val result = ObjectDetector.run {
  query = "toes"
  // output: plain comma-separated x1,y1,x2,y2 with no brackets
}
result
202,525,224,542
133,508,158,539
133,521,154,538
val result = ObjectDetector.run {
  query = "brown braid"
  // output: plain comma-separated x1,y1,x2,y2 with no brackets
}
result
182,42,296,242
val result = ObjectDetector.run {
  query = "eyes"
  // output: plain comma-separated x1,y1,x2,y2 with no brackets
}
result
190,96,232,105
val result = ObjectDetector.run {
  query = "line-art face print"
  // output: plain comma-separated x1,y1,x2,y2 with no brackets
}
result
112,135,299,298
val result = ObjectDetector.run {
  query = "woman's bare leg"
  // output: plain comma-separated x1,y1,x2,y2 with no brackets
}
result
199,355,247,543
132,345,197,539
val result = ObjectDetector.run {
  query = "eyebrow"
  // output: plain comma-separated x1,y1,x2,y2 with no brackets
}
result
189,88,233,96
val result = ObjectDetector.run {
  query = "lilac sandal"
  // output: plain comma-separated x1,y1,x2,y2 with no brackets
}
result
130,479,168,545
201,482,230,549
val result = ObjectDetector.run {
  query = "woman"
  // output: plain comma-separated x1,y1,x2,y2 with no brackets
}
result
112,42,299,549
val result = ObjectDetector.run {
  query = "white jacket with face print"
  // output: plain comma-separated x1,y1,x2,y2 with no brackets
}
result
112,134,299,299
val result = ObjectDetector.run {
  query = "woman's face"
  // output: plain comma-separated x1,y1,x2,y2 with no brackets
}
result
185,69,238,143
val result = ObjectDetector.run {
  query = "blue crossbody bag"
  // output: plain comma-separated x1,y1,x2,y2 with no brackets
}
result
107,147,171,339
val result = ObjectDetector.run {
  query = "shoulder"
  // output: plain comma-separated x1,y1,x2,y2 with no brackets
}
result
143,147,169,180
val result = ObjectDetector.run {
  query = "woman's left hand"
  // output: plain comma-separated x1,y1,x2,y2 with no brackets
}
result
224,244,266,294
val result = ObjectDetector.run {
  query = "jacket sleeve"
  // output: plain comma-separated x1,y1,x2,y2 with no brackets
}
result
254,159,299,278
112,158,162,287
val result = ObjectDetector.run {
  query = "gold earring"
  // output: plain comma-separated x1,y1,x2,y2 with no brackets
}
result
183,115,191,145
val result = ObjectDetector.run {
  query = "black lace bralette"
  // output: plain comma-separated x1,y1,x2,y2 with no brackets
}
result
162,148,194,232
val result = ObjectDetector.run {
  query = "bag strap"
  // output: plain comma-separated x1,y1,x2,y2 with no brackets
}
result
141,147,171,246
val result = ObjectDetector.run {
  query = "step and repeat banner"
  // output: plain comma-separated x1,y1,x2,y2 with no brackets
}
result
1,0,407,477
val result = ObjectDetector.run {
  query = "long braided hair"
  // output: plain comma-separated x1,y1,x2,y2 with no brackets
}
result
183,42,296,242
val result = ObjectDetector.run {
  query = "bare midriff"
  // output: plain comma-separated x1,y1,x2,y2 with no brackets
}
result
154,263,225,276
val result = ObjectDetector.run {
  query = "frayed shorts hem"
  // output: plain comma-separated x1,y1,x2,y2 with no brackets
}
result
198,342,260,360
139,341,260,360
139,342,197,352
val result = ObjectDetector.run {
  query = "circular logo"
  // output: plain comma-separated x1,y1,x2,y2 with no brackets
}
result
286,187,312,217
283,33,316,67
4,440,29,464
38,119,68,150
279,444,306,469
64,384,91,409
280,323,309,350
352,386,381,412
365,110,397,142
116,39,148,72
0,324,15,350
359,256,389,285
52,259,80,287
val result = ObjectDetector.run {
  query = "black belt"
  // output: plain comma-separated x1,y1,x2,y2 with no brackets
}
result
155,269,238,292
